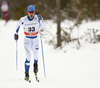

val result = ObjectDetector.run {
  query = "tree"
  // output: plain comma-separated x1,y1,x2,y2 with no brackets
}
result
56,0,61,47
70,0,99,20
98,0,100,14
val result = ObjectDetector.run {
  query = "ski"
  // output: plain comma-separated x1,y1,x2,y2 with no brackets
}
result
35,73,39,82
28,80,31,83
25,79,31,83
35,76,39,82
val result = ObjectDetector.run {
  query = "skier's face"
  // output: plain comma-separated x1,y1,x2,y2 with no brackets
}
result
28,11,35,18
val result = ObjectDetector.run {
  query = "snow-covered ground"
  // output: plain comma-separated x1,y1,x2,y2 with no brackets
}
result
0,20,100,88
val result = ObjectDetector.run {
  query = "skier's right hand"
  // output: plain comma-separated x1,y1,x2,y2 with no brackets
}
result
14,34,19,40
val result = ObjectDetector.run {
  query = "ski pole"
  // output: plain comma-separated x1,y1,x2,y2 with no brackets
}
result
16,40,18,70
39,22,46,77
41,35,46,77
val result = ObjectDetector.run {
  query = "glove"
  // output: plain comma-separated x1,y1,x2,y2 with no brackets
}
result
38,14,42,20
14,34,19,40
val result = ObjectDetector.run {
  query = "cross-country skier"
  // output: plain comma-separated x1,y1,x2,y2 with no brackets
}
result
14,5,46,81
0,0,9,23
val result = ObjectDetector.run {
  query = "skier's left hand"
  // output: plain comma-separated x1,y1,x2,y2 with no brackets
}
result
38,14,42,20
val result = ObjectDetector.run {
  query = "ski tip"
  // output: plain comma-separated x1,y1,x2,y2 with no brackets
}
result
37,80,39,82
25,79,31,83
29,80,31,83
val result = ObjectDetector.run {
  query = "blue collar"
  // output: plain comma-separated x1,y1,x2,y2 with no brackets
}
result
27,16,34,21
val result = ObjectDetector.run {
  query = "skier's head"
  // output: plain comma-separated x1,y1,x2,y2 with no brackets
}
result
27,5,35,12
27,5,35,18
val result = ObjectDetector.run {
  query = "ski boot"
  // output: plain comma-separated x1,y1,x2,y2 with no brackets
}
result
33,63,39,82
25,72,29,81
34,63,38,73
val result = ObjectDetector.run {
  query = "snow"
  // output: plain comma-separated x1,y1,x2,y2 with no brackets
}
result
0,19,100,88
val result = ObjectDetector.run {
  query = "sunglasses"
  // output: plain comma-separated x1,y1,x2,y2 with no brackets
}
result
28,11,35,13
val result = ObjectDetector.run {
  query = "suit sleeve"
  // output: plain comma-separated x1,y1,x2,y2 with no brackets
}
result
39,19,46,29
15,18,24,34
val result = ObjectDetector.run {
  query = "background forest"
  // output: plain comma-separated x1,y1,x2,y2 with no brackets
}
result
0,0,100,21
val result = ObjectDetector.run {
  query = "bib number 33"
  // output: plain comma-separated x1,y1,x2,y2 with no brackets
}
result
28,27,35,32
